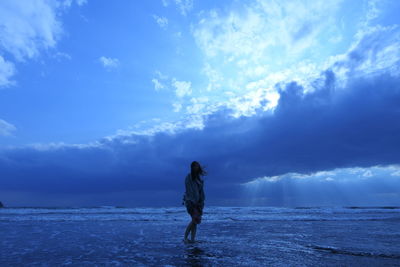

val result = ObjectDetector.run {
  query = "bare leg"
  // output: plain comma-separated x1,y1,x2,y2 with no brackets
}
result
191,223,197,242
184,221,193,242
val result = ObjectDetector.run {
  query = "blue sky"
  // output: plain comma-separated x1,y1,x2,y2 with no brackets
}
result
0,0,399,207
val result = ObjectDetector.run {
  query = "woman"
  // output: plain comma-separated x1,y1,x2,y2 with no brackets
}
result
183,161,206,244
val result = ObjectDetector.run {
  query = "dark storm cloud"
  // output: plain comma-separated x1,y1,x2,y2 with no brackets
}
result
0,26,399,206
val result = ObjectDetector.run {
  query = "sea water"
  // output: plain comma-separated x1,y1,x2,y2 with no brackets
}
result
0,206,399,266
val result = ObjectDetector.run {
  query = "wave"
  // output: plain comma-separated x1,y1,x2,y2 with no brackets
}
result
343,206,400,210
308,245,400,259
2,217,399,222
1,206,128,209
294,206,400,210
1,206,399,222
0,218,180,222
1,211,186,216
225,217,400,222
0,207,185,216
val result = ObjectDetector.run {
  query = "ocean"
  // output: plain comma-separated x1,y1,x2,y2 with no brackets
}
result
0,206,399,266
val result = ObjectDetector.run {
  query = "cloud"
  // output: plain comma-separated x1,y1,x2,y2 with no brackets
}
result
99,56,119,69
174,0,193,16
76,0,88,6
0,56,15,87
62,0,88,7
241,166,400,207
151,70,169,91
172,79,192,98
243,166,400,186
0,0,62,61
184,0,400,122
181,0,346,123
1,24,399,206
193,0,340,61
363,170,373,177
0,119,16,136
0,0,85,87
172,102,182,112
153,15,168,29
185,97,209,114
152,78,165,91
155,70,168,80
160,0,361,119
160,0,192,16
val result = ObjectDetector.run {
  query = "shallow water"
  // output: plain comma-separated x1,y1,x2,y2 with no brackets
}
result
0,206,399,266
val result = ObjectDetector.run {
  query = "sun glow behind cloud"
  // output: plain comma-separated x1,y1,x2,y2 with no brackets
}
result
186,0,344,113
145,0,400,133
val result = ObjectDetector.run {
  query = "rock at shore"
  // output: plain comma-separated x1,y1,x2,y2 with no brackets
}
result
0,201,3,208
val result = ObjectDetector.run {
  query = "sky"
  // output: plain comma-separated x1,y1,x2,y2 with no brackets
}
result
0,0,399,207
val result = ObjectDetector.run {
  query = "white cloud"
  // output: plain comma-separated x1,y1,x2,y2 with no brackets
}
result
62,0,88,7
99,56,119,69
0,56,15,87
363,0,381,27
193,0,340,61
243,165,400,186
0,0,86,87
202,63,223,92
174,0,193,16
292,170,337,178
243,175,281,186
172,102,182,112
186,0,344,120
110,117,201,137
362,170,373,177
161,0,192,16
153,15,168,29
182,0,400,125
151,70,169,91
152,78,165,91
186,96,208,114
155,70,168,80
0,119,16,136
19,141,101,151
148,0,400,140
76,0,88,6
172,79,192,98
154,0,365,123
0,0,62,61
317,25,400,94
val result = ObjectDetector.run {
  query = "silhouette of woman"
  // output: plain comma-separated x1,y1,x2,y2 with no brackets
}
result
183,161,206,243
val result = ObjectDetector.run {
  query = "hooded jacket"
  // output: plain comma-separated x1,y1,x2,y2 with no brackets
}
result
184,173,205,209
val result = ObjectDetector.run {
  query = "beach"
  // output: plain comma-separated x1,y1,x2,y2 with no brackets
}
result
1,206,399,266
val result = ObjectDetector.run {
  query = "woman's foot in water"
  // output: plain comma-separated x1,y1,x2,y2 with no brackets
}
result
183,238,195,244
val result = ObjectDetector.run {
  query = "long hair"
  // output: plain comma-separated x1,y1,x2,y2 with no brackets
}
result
191,161,207,180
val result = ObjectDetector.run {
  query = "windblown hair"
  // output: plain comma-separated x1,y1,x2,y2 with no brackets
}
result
191,161,207,180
